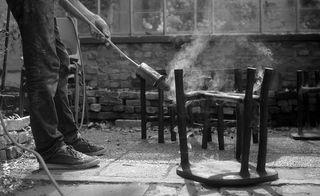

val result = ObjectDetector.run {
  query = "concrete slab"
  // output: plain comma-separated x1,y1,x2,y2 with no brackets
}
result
220,186,279,196
144,184,179,196
14,183,149,196
99,161,172,179
33,158,114,178
268,155,320,168
276,185,320,196
178,181,221,196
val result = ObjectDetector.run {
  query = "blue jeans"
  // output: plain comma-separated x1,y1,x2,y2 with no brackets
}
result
6,0,79,160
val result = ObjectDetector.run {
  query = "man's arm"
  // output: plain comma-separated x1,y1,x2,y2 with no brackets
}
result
59,0,110,37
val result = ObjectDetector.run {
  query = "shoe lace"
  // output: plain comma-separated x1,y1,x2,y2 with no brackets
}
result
78,137,95,148
66,145,81,158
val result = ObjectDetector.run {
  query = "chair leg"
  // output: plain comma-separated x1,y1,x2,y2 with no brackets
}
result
158,88,164,143
139,76,147,139
202,99,211,149
169,105,177,141
217,103,225,150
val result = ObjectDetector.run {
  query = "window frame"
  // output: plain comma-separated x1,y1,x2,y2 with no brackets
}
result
79,0,320,41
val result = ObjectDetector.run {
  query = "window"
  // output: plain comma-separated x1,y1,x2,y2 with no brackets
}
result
79,0,320,37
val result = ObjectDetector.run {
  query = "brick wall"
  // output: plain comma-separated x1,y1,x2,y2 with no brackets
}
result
0,116,32,161
79,36,320,126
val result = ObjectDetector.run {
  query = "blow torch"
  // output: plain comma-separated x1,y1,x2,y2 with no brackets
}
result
60,0,170,91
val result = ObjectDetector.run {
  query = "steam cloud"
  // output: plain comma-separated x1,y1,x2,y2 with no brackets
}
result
166,36,274,101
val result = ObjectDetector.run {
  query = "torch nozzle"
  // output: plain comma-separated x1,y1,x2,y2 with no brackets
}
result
136,63,170,91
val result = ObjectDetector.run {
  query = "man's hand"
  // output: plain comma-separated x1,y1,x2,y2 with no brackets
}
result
91,15,111,42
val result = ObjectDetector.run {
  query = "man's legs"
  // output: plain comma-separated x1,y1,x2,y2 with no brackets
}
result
53,20,106,156
6,0,99,169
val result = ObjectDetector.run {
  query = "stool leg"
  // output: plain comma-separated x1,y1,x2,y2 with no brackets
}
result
139,76,147,139
252,101,259,144
297,70,303,135
158,88,164,143
217,103,225,150
240,68,255,177
236,103,244,161
257,68,273,173
175,69,190,168
315,71,320,126
303,71,310,128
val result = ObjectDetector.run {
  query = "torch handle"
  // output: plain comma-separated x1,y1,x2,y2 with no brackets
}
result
61,0,139,67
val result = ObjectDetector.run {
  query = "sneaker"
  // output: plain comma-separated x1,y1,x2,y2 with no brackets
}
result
68,137,107,156
39,145,100,170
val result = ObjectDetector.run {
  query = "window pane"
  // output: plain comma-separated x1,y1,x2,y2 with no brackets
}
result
133,0,162,11
197,0,212,33
299,0,320,30
213,0,259,33
197,11,211,33
166,11,194,33
79,0,98,35
166,0,194,34
132,0,163,35
101,0,130,35
133,12,163,34
300,9,320,30
262,0,296,32
167,0,194,11
300,0,320,8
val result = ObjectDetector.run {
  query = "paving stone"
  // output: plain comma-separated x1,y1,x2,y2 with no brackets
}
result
144,184,178,196
275,185,320,196
220,186,276,196
178,181,221,196
100,162,170,178
15,183,149,196
276,168,305,180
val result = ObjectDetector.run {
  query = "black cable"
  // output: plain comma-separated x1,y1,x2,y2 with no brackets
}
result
0,111,65,196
